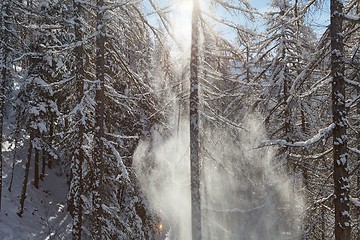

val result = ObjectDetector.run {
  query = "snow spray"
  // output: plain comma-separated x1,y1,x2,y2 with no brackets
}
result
133,114,304,240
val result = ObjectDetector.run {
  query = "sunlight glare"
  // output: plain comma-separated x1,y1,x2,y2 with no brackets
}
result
172,0,194,50
178,0,193,13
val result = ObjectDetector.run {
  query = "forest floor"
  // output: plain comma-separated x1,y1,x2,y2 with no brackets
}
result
0,140,71,239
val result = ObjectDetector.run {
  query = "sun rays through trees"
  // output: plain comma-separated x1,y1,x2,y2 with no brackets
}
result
0,0,359,239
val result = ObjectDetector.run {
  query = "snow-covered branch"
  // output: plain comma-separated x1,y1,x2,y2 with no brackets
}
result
105,133,139,139
259,123,335,148
202,101,245,130
103,139,129,182
350,196,360,208
348,147,360,155
343,13,360,22
289,148,333,160
345,95,360,108
203,202,266,214
314,194,334,205
345,77,360,88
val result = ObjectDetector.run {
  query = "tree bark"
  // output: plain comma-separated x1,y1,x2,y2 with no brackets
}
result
91,0,106,238
71,0,85,238
40,149,45,180
0,0,12,212
47,113,55,169
330,0,351,239
8,120,20,191
190,0,201,239
17,135,33,217
0,63,4,212
355,3,360,237
0,71,3,212
34,147,39,189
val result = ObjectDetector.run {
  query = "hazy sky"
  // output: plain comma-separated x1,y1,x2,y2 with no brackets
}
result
143,0,330,48
250,0,330,30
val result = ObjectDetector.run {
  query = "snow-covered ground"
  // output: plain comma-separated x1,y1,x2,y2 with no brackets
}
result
1,140,71,239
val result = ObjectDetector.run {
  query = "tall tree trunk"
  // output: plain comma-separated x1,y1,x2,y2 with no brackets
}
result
0,0,12,212
355,3,360,237
357,82,360,240
17,135,33,217
0,73,3,212
47,113,55,169
190,0,201,239
91,0,106,238
321,206,326,240
0,0,14,212
34,147,39,189
0,66,4,212
71,0,85,238
280,3,292,174
8,118,20,192
330,0,351,239
40,149,45,180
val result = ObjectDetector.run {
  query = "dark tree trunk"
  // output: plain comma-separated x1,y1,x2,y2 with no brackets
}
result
0,0,12,212
300,105,309,188
34,148,39,189
0,71,4,212
17,135,33,217
8,121,20,192
71,0,85,238
330,0,351,239
355,3,360,237
0,75,3,212
91,0,106,238
357,86,360,240
190,0,201,239
40,149,45,180
47,113,55,169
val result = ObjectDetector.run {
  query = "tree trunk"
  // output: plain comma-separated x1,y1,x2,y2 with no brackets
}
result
321,206,326,240
330,0,351,239
0,76,3,212
17,135,33,217
47,113,55,169
0,72,4,212
190,0,201,239
91,0,106,238
355,3,360,237
8,122,20,191
71,0,85,238
40,149,45,180
34,147,39,189
0,0,12,212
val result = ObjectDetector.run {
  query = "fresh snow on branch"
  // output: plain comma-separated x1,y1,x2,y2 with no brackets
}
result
344,13,360,22
289,148,333,159
348,147,360,155
314,194,334,204
350,196,360,208
203,202,266,214
259,123,335,148
103,138,129,182
105,133,139,139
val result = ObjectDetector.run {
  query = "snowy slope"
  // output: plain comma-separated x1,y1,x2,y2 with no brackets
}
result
1,140,71,240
